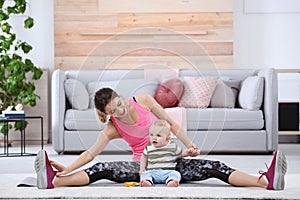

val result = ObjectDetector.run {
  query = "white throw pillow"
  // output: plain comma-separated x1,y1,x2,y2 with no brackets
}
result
64,79,89,110
238,76,264,110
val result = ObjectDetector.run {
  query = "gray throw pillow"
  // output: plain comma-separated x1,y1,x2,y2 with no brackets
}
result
64,79,89,110
210,79,237,108
238,76,264,110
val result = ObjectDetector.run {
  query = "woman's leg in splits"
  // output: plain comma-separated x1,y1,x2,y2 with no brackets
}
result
54,170,90,187
229,151,287,190
228,170,267,188
176,158,267,188
106,161,140,183
177,150,287,190
53,161,115,187
54,161,140,187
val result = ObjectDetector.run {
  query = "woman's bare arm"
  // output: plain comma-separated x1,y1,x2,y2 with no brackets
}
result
56,121,121,176
135,94,200,156
88,121,121,157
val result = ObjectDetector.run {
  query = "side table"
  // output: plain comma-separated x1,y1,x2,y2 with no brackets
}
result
0,115,43,157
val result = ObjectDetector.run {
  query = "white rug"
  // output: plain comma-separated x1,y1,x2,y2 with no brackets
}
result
1,173,299,199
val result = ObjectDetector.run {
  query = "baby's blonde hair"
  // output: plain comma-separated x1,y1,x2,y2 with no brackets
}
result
149,119,171,137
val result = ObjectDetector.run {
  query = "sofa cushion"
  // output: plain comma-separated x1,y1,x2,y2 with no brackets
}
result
65,107,264,131
238,76,264,110
64,79,89,110
210,79,237,108
154,78,184,108
178,76,218,108
186,108,264,130
87,79,159,108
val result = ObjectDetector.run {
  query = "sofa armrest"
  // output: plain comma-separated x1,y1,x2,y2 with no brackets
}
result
258,68,278,151
51,69,66,153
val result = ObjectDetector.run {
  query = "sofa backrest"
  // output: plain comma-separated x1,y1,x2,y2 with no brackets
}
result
63,69,263,110
66,70,145,85
179,69,257,81
66,69,258,83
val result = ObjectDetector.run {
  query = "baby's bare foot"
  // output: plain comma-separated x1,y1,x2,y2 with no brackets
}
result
140,180,152,187
167,180,179,187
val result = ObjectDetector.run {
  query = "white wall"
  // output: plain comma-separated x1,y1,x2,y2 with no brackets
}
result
278,73,300,102
234,0,300,69
10,0,54,71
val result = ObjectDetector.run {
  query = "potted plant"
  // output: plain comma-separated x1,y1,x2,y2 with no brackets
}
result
0,0,43,133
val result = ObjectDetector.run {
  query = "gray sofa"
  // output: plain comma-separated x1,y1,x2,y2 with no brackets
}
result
52,68,278,154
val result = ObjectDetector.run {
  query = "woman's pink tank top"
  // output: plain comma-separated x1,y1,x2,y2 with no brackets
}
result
110,99,158,161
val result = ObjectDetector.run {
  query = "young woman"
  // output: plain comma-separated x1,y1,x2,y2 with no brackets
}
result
34,88,287,190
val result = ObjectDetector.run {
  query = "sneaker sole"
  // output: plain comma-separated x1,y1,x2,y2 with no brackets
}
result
34,150,47,189
273,151,287,190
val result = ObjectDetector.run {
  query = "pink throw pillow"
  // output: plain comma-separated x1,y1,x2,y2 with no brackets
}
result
154,78,184,108
178,76,218,108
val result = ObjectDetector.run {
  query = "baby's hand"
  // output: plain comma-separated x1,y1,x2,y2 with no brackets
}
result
187,144,200,157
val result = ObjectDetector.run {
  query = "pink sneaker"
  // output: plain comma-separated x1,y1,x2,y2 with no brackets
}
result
34,150,56,189
259,151,287,190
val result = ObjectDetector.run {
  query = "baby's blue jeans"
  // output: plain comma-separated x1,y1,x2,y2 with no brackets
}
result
140,169,181,185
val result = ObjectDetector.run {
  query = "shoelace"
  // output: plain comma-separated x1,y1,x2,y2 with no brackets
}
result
257,162,269,183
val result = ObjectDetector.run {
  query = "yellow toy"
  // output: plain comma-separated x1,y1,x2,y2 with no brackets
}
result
124,182,139,187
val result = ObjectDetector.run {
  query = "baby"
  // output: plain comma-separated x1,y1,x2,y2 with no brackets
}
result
139,119,189,187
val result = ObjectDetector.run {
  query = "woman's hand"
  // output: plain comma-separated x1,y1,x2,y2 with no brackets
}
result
187,144,200,157
49,160,71,176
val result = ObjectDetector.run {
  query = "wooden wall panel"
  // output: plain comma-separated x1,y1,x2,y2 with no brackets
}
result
118,13,232,27
55,42,232,56
55,56,232,70
54,0,233,70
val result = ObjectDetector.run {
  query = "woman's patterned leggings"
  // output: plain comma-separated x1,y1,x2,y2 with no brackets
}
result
84,158,235,184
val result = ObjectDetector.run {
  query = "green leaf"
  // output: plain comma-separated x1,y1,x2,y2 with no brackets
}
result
0,123,12,134
0,1,5,9
12,53,22,60
0,55,11,65
2,23,11,33
19,42,32,53
18,0,27,13
6,76,17,91
32,67,43,80
14,120,28,131
1,40,11,50
23,94,36,106
24,17,34,29
8,34,16,42
7,7,15,15
7,59,21,72
0,11,9,21
16,71,25,80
